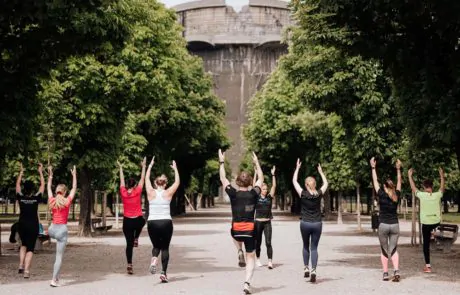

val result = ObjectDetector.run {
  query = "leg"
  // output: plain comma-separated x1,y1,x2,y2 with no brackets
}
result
19,246,26,270
134,217,146,239
243,237,256,294
378,223,390,273
254,221,264,259
52,225,68,281
160,220,173,275
264,221,273,260
300,221,311,267
231,229,245,267
422,224,432,265
123,218,135,264
388,224,400,271
310,222,322,269
147,221,161,258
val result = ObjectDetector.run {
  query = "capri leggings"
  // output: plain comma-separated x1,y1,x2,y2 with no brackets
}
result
18,220,39,252
147,219,173,274
123,216,146,264
378,223,400,258
422,223,439,264
300,221,322,268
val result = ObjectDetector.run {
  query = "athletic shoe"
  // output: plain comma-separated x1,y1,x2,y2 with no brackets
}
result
256,259,263,267
268,261,273,270
50,280,60,287
160,273,168,283
243,282,251,294
18,268,24,274
392,270,400,282
304,266,310,278
149,257,158,274
238,250,246,267
23,271,30,279
310,269,317,283
423,266,432,273
127,265,133,275
133,238,139,248
383,272,389,281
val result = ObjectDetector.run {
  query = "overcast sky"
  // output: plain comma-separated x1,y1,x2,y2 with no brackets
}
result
159,0,288,12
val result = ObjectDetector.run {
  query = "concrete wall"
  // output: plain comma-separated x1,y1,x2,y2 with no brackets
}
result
173,0,293,175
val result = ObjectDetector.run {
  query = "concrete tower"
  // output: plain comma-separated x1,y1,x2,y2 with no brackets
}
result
172,0,292,175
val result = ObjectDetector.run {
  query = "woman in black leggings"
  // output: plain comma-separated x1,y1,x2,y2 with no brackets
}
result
292,159,328,283
15,163,45,278
145,156,180,283
254,166,276,269
118,158,146,274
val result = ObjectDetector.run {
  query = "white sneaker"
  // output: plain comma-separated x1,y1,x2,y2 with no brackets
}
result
50,280,60,287
256,259,263,267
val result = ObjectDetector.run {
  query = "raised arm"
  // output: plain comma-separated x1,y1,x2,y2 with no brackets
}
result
145,156,155,193
408,168,418,194
318,164,328,194
218,149,230,187
292,158,303,196
16,163,23,194
68,166,77,200
439,167,445,193
252,152,264,188
370,157,380,193
117,160,125,188
396,159,402,191
165,161,180,199
253,168,257,188
47,165,54,198
38,163,45,194
138,157,146,190
269,166,276,196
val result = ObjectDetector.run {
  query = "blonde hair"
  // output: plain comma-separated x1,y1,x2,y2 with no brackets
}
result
49,184,68,210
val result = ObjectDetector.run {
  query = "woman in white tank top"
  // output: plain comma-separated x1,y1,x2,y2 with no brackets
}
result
145,156,180,283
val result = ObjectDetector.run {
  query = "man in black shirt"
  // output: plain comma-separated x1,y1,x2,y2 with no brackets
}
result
219,149,263,295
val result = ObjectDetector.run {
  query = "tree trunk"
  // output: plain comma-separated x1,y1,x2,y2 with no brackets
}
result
411,191,417,246
356,184,362,231
323,190,331,220
78,168,93,237
337,191,343,224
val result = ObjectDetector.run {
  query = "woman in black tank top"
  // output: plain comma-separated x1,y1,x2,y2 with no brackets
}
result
254,166,276,270
219,149,263,295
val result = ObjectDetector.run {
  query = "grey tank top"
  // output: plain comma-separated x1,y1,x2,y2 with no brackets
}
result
147,189,172,221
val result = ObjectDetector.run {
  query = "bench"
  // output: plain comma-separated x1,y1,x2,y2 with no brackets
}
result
91,218,112,234
434,223,458,252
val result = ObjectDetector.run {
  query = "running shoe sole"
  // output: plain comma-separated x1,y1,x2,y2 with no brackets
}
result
149,264,157,274
304,271,310,278
243,289,251,294
310,273,316,283
392,274,400,282
18,269,24,274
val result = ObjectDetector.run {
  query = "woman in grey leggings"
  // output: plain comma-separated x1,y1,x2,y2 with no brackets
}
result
47,165,77,287
293,159,328,283
370,158,401,282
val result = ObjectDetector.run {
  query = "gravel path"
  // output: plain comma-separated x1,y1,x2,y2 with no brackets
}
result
1,206,459,294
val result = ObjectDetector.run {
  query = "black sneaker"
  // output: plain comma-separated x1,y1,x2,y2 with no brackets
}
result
18,268,24,274
238,250,246,267
310,269,317,283
243,282,251,294
160,272,168,283
304,266,310,278
383,272,389,281
392,270,400,282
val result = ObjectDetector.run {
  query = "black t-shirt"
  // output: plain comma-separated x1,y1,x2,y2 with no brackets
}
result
225,185,260,223
378,188,400,224
255,194,273,219
300,189,323,222
16,192,42,223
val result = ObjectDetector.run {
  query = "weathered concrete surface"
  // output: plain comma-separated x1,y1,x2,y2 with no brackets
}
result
1,207,459,294
173,1,293,174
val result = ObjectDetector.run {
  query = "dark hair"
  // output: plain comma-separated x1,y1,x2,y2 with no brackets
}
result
384,179,395,190
422,179,433,189
23,180,35,196
155,175,168,187
127,178,136,189
236,171,252,188
384,179,397,202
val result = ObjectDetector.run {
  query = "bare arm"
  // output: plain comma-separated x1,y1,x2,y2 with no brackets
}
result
165,161,180,199
218,149,230,187
269,166,276,197
253,169,257,188
16,164,23,194
38,163,45,194
47,166,53,198
292,159,303,196
318,164,328,194
68,166,77,200
370,157,380,193
408,168,418,194
253,152,263,188
117,160,125,188
439,167,445,193
145,156,155,194
396,159,402,191
138,157,146,190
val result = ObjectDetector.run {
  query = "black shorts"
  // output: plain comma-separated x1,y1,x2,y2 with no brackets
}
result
230,228,255,253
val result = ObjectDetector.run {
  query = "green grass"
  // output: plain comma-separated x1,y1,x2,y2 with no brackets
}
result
441,213,460,224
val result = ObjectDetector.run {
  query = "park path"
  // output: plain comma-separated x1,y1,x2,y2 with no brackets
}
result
1,205,459,294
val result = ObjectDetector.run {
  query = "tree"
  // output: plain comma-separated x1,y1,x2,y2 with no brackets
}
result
291,0,460,170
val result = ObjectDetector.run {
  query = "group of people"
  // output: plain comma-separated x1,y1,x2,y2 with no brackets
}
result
11,149,445,294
